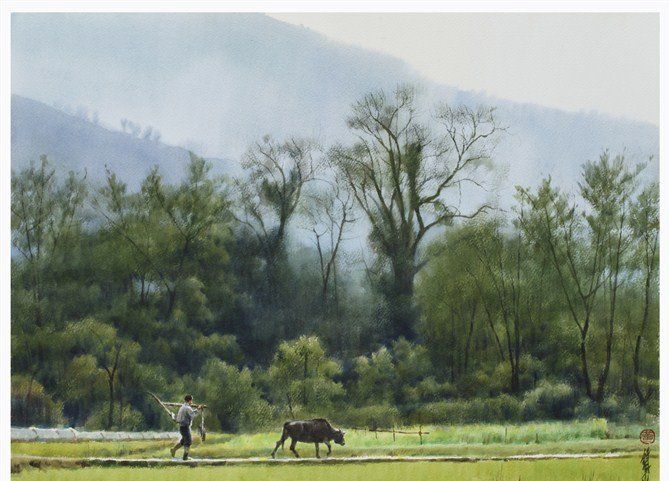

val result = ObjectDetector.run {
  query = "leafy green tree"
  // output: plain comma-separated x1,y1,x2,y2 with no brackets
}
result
65,318,140,430
233,137,317,350
196,359,273,431
11,375,65,427
267,336,344,416
468,221,548,394
97,154,230,319
517,152,641,402
331,85,500,340
418,223,501,386
60,354,106,426
629,183,659,405
351,347,395,405
11,156,87,376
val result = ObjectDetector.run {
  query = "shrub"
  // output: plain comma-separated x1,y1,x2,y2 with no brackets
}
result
457,371,494,398
337,404,400,429
522,381,578,420
488,394,523,421
490,356,545,395
351,348,395,405
11,375,65,427
575,396,654,423
267,336,344,413
194,334,244,367
84,403,146,431
409,395,522,424
196,359,275,432
414,377,457,402
84,404,112,430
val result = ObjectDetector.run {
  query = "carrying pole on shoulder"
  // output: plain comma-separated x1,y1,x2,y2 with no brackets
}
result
149,392,177,422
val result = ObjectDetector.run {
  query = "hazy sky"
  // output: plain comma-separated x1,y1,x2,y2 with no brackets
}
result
270,13,659,125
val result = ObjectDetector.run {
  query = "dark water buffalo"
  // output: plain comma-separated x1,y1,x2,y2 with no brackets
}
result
271,418,346,458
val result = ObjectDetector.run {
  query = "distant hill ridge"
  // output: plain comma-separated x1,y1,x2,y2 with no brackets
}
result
11,95,237,188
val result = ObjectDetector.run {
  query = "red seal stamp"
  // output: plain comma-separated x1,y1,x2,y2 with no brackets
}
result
640,429,655,445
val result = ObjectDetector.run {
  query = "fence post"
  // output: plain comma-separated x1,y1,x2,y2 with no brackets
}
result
419,425,423,445
392,426,396,443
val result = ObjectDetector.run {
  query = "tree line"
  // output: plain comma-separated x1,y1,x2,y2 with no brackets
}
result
11,85,658,431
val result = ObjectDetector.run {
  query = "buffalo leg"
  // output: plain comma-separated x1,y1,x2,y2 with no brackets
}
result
290,438,300,458
272,432,287,458
325,441,332,456
315,442,320,458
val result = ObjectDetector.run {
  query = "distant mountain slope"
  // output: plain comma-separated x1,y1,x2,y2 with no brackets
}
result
11,95,237,187
12,13,658,203
12,13,414,158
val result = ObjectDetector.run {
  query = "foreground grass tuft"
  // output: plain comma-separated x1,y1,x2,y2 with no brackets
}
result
12,458,660,481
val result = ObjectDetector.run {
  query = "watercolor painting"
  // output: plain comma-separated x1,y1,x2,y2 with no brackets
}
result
6,6,663,481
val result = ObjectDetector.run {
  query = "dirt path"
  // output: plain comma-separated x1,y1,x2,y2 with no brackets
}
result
12,451,639,470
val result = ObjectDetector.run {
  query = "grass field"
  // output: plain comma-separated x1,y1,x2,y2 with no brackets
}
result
11,419,656,460
12,457,659,481
11,420,659,480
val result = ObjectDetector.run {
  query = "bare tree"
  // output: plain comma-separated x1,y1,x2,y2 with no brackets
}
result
234,136,316,295
303,180,356,310
330,85,500,339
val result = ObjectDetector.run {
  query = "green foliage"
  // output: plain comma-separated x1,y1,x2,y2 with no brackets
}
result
337,404,401,429
522,381,579,420
332,85,500,340
9,114,659,432
195,359,274,432
411,396,523,424
11,375,65,427
267,336,344,415
351,348,395,405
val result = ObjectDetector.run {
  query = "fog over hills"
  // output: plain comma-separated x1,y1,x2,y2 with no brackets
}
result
11,95,238,188
12,13,658,206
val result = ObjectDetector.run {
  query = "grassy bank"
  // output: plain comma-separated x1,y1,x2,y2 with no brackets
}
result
11,419,657,460
12,457,660,481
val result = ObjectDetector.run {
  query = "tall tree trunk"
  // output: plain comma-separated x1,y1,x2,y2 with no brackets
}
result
333,261,340,321
595,310,615,402
633,245,655,405
484,304,505,362
595,222,625,403
107,375,115,430
463,302,477,373
449,309,455,383
579,327,594,401
389,258,417,340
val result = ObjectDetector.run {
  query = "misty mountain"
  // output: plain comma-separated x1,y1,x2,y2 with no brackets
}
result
11,95,239,188
12,13,658,205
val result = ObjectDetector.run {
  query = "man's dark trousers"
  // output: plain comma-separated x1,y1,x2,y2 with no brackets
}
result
179,425,192,452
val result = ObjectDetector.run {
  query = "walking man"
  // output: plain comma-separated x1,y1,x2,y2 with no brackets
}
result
170,394,203,460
